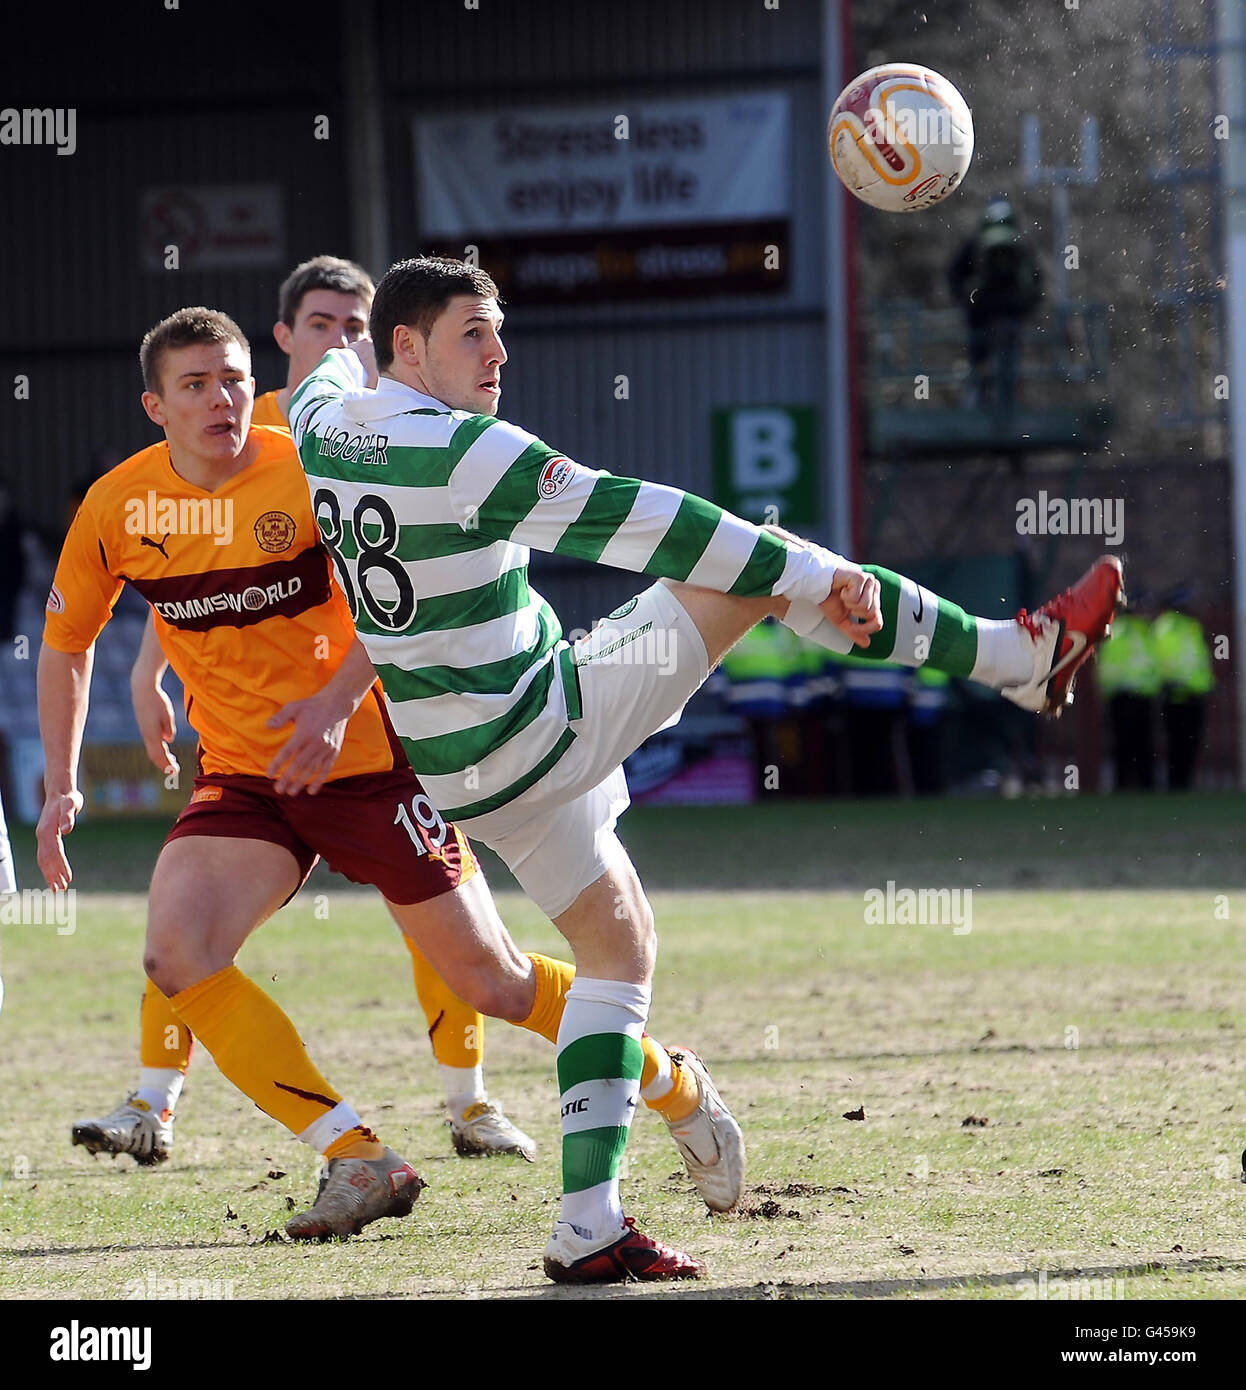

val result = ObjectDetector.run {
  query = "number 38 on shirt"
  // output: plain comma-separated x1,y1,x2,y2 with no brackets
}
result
314,487,416,632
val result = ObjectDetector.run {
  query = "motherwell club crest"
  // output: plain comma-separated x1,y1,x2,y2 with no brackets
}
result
254,510,296,553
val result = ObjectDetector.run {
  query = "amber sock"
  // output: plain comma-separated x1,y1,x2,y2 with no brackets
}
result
516,953,575,1043
170,964,379,1154
404,934,485,1068
135,977,192,1116
641,1040,701,1123
324,1128,386,1161
139,976,192,1069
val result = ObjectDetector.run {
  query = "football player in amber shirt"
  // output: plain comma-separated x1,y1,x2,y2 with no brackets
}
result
79,257,537,1167
36,308,582,1239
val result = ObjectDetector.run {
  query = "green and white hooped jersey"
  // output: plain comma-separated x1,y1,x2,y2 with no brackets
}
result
290,350,843,821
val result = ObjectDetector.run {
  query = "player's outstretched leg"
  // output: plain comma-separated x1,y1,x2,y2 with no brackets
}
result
783,555,1125,717
71,977,190,1165
400,928,536,1160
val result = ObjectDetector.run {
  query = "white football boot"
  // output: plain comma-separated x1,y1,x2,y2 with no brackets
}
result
450,1101,536,1161
662,1048,745,1213
71,1094,173,1166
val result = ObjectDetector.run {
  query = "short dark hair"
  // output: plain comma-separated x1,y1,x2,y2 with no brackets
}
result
370,257,500,370
140,307,250,395
277,255,374,327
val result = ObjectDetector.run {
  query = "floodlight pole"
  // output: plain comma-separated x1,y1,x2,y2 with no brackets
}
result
343,0,390,278
822,0,856,554
1217,0,1246,787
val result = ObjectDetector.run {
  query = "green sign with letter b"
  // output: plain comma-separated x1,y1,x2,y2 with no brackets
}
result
711,406,819,529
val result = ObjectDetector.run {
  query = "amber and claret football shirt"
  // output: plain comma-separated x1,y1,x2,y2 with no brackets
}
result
43,425,395,780
250,390,287,428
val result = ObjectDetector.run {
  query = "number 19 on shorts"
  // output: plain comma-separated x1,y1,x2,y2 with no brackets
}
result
394,794,448,857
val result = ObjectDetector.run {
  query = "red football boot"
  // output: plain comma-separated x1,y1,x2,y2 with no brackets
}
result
1004,555,1125,716
543,1217,705,1283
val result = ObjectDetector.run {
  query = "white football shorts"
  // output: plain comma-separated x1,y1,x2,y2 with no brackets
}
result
461,581,709,917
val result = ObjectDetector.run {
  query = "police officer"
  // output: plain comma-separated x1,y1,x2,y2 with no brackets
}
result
1097,598,1162,790
1153,587,1214,790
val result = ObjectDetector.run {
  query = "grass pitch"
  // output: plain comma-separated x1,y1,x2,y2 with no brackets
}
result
1,795,1244,1300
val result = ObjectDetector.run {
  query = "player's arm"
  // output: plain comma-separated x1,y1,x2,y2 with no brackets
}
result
266,637,379,796
449,433,880,635
38,499,125,888
36,643,92,889
288,342,376,449
131,609,179,778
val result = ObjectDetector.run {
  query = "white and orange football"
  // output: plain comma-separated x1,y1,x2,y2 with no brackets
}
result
828,62,974,212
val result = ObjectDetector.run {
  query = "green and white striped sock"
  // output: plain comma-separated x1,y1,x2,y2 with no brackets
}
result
556,977,649,1243
784,565,1033,689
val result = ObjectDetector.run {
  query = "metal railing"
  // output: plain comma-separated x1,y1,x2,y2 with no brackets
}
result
864,299,1111,403
862,300,1112,454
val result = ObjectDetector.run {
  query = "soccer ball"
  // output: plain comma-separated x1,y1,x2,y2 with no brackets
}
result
828,63,973,212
